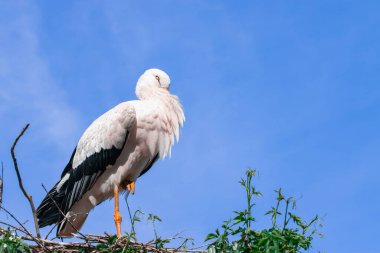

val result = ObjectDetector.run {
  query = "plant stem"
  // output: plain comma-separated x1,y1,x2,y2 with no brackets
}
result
283,198,290,231
245,170,253,229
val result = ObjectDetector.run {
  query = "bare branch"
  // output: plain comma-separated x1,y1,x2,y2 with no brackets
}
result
10,123,41,238
0,162,3,205
0,221,30,237
0,223,207,253
0,205,47,250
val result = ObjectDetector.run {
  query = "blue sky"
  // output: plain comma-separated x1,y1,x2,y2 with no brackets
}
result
0,1,379,252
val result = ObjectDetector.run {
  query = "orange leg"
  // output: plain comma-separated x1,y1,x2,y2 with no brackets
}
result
127,181,135,194
113,185,122,238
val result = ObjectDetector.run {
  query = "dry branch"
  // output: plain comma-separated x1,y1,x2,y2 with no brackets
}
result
0,206,48,251
10,123,41,238
26,234,206,253
0,224,206,253
0,162,3,205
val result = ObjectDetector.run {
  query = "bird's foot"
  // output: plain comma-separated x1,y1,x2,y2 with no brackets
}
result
114,210,122,238
126,181,135,194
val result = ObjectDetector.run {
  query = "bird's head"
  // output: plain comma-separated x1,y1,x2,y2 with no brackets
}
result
136,68,171,99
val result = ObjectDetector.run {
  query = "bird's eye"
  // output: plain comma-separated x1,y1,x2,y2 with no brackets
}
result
155,75,160,81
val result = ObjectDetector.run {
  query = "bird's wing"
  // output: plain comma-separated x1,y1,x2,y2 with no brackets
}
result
59,102,136,216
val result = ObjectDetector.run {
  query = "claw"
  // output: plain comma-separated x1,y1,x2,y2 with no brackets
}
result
127,181,135,194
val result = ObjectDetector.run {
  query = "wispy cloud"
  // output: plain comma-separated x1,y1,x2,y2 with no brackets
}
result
0,1,80,149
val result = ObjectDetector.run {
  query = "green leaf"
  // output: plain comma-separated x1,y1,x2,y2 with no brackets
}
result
108,235,117,245
96,243,109,250
205,233,218,241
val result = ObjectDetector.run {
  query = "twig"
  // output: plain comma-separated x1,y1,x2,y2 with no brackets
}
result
44,220,58,240
2,229,208,253
0,221,30,237
0,205,48,251
0,162,3,205
10,123,41,238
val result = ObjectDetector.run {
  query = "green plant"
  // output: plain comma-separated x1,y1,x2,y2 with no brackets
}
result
0,228,31,253
148,214,170,250
205,170,322,253
92,234,144,253
89,209,183,253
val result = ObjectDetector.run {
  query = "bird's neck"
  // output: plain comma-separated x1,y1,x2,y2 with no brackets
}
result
140,93,185,158
150,93,185,131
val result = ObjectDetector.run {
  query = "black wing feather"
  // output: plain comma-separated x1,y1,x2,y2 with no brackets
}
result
62,146,123,213
37,131,129,233
37,147,77,228
60,148,77,178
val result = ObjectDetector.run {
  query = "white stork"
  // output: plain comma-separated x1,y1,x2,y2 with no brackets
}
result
37,68,185,237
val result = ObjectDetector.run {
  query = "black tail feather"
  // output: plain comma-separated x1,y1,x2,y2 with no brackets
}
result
37,183,66,228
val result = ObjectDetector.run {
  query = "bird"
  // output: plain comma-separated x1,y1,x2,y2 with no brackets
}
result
36,68,185,238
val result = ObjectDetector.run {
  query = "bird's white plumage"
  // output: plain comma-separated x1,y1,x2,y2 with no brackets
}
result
55,68,185,236
72,103,136,169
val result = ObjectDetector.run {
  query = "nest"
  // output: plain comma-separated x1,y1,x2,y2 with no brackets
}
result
0,225,205,253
